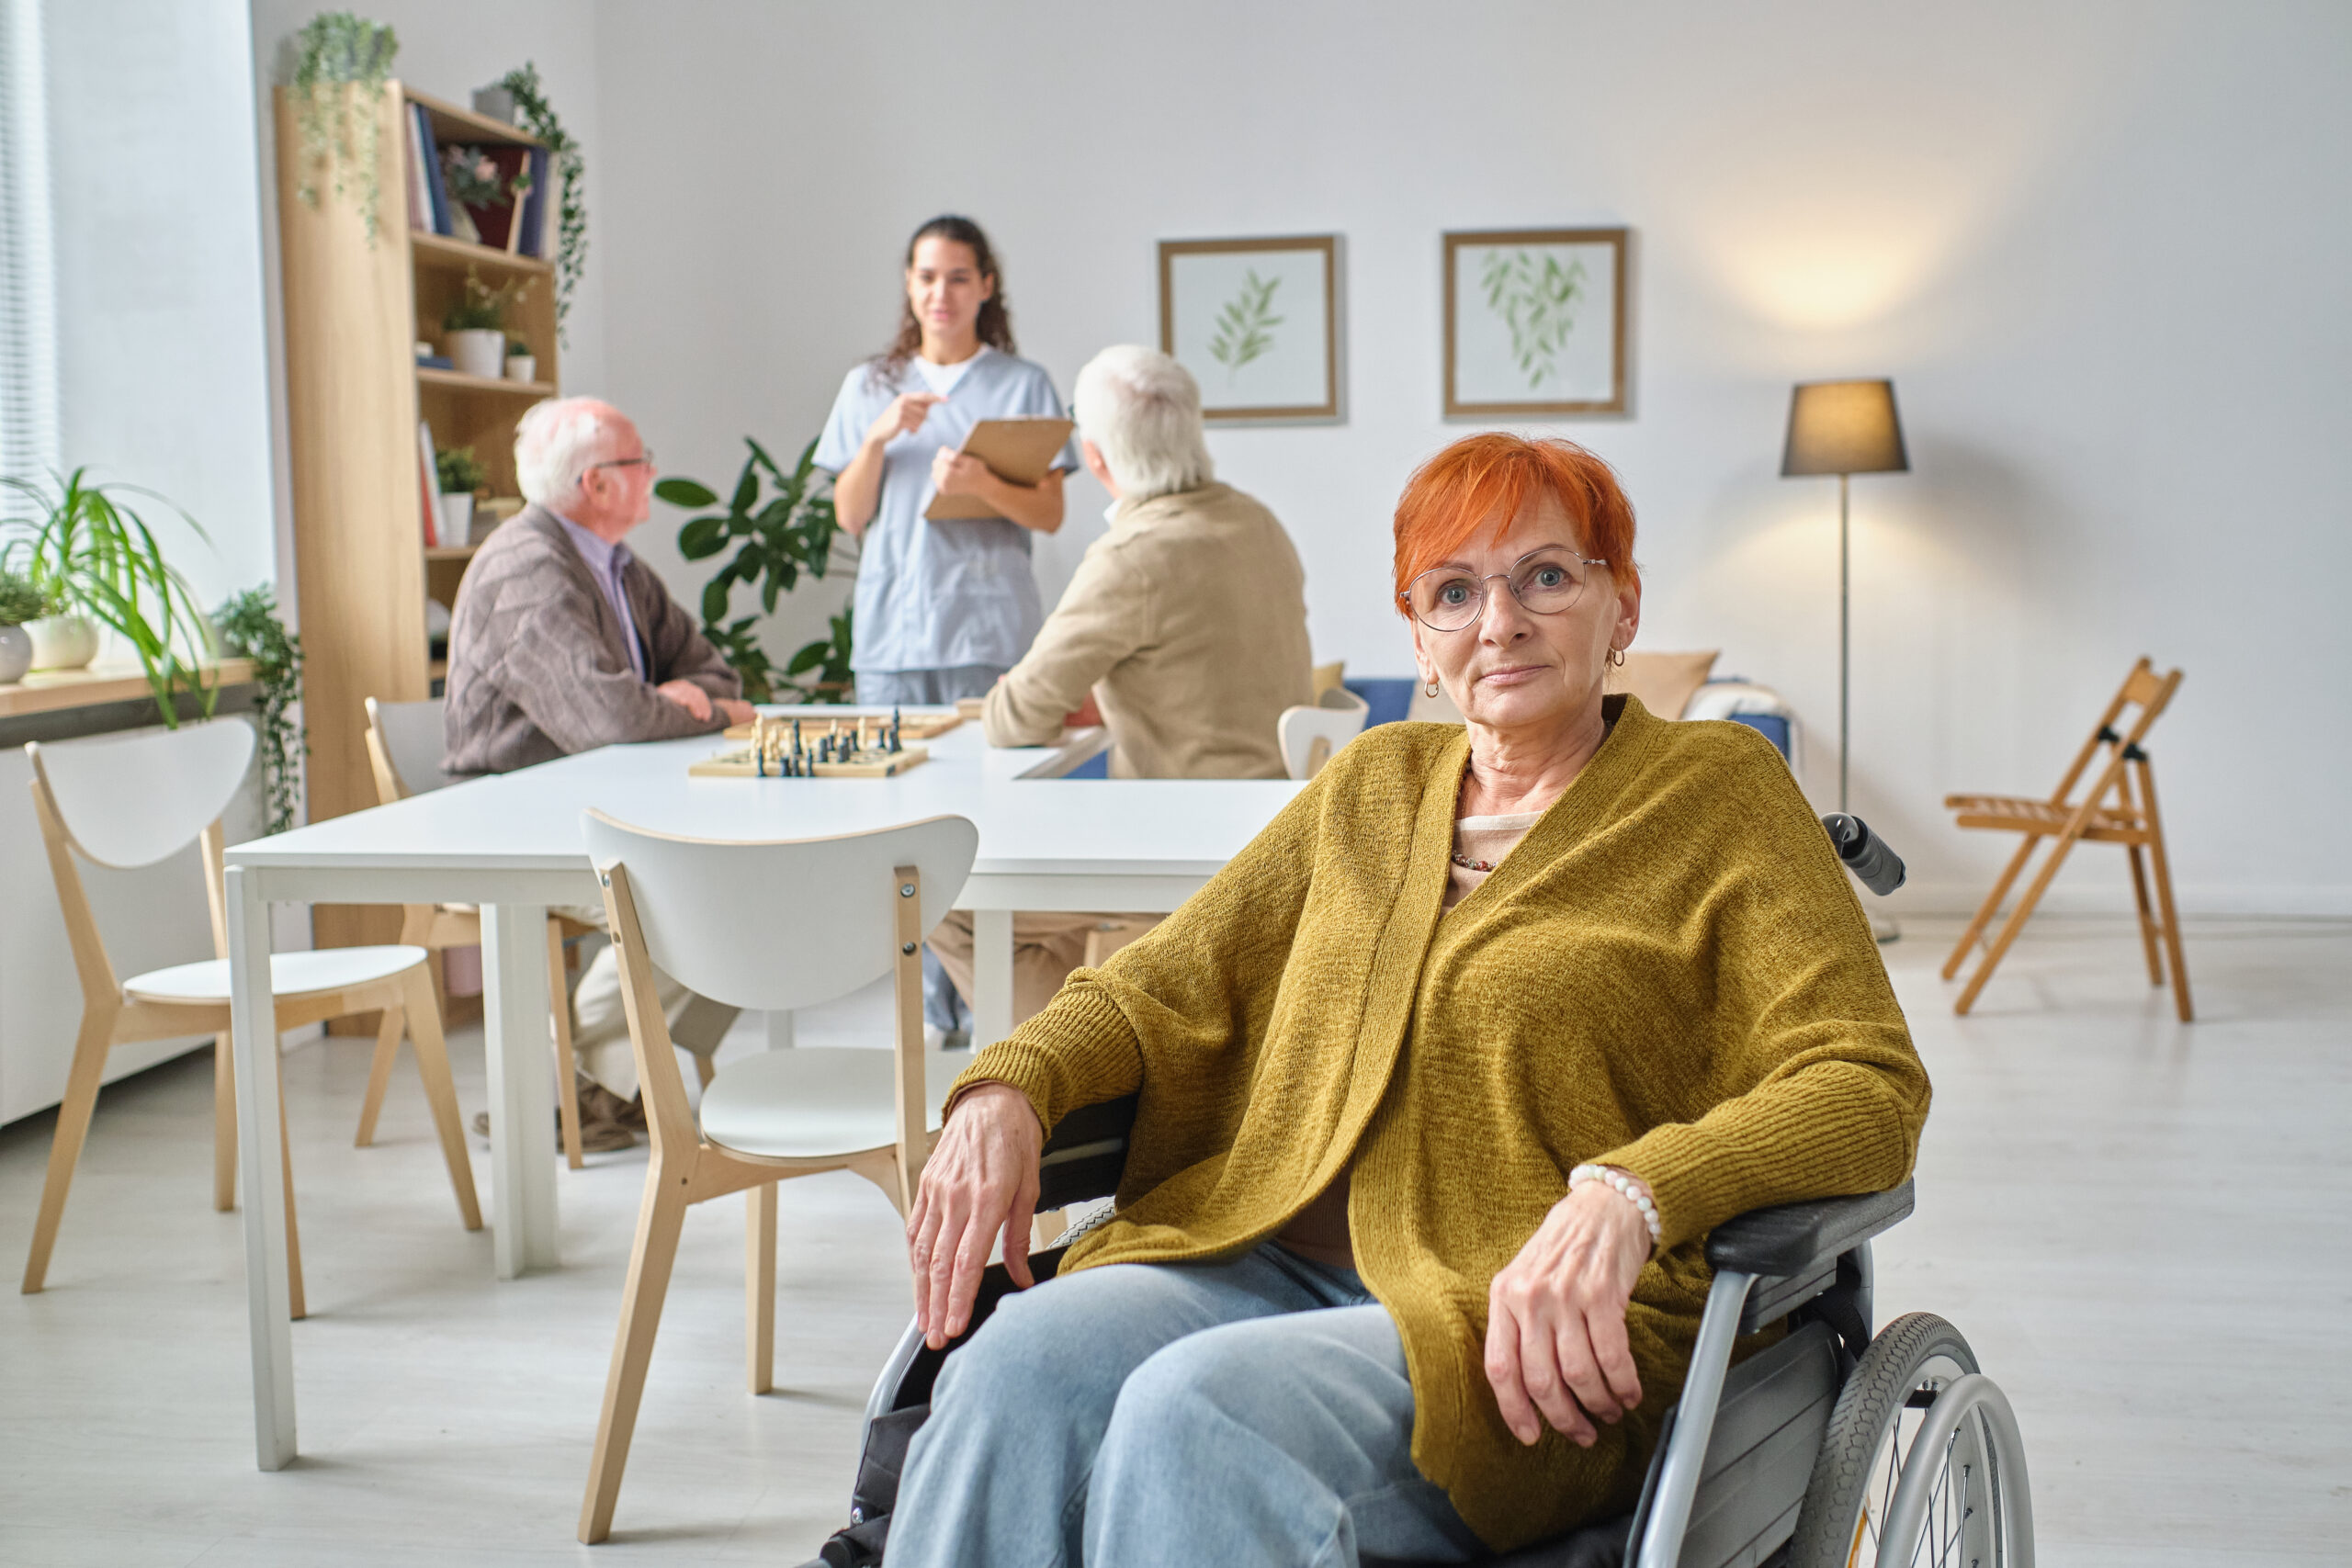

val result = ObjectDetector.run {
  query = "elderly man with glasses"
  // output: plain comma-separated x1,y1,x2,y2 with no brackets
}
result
443,396,755,1148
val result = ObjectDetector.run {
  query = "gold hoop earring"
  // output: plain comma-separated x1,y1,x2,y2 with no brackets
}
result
1424,680,1441,698
1608,648,1626,668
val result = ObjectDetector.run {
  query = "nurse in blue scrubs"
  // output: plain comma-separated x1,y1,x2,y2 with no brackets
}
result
816,214,1081,708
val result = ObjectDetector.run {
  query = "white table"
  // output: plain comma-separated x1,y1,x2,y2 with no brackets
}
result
220,714,1299,1468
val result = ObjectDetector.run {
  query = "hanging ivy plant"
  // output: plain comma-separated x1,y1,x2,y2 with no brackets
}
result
213,588,308,836
288,12,401,244
497,62,587,344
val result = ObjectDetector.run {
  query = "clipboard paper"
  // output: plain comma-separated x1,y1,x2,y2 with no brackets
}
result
923,416,1075,521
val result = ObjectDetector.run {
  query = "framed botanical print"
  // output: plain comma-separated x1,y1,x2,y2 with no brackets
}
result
1442,227,1628,417
1159,234,1341,423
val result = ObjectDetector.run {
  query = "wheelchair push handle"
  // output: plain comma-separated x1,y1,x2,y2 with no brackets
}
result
1821,813,1905,897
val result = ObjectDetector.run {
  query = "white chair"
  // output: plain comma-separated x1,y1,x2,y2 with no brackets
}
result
1278,684,1372,780
363,696,600,1167
574,807,979,1544
20,721,479,1316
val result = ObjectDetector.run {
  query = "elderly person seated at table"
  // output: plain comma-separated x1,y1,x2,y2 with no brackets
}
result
927,344,1313,1032
444,396,755,1149
886,433,1930,1567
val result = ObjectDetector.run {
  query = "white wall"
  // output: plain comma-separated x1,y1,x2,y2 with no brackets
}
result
581,0,2352,916
42,0,277,607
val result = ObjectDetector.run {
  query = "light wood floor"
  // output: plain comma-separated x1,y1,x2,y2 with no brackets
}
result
1,917,2346,1564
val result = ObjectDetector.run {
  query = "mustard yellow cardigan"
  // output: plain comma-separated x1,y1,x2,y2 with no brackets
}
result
954,696,1930,1549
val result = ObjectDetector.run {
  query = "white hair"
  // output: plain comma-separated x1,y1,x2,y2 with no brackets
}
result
514,397,628,506
1072,345,1214,502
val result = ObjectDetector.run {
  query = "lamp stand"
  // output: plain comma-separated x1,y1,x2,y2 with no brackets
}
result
1836,471,1898,944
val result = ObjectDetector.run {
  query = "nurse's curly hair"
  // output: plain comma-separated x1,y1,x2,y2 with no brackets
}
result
867,215,1018,389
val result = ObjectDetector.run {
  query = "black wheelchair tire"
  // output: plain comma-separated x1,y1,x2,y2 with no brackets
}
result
1785,1312,1983,1568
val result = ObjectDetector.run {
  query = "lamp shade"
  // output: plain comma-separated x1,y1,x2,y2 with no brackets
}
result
1781,379,1908,477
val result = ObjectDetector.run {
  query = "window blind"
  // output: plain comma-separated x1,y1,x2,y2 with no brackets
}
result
0,0,59,494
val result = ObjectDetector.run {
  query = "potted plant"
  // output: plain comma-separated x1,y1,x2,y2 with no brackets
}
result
443,265,532,379
656,435,848,703
435,446,488,545
0,567,44,684
504,335,536,383
0,469,216,722
213,588,307,835
495,64,587,344
286,11,400,243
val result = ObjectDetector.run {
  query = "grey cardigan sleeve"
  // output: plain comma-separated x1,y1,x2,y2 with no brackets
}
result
495,575,726,752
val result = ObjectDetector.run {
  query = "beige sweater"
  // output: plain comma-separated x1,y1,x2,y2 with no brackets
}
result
956,699,1928,1548
981,481,1311,779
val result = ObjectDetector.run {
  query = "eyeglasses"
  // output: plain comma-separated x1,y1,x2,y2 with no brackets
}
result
591,449,655,472
1399,547,1609,633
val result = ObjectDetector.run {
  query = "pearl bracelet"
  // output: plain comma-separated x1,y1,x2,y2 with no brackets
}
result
1569,1164,1663,1247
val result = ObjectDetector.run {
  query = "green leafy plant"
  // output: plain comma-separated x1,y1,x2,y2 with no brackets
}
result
213,588,307,835
497,63,587,344
1207,269,1284,381
0,469,216,725
435,446,488,495
655,437,845,704
1479,248,1588,389
440,142,526,209
443,265,532,332
288,12,400,243
785,608,855,701
0,569,46,626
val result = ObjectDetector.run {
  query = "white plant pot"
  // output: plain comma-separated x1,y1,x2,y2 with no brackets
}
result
27,613,97,671
437,492,475,548
504,354,537,383
447,329,505,380
0,623,29,684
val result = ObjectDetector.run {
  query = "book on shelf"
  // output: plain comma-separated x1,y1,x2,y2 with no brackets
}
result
403,104,430,231
413,103,451,237
454,144,531,252
518,146,550,258
417,421,442,547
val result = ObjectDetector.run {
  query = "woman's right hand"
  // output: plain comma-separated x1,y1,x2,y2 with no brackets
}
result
906,1081,1044,1348
865,391,944,450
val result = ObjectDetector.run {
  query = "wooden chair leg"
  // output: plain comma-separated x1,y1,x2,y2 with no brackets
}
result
22,1010,116,1293
277,1078,307,1322
213,1031,237,1212
398,969,483,1231
747,1181,776,1395
2126,845,2165,986
695,1052,717,1090
548,918,584,1170
1956,829,2084,1015
1943,835,2040,980
580,1171,694,1544
2138,765,2193,1022
354,1006,405,1147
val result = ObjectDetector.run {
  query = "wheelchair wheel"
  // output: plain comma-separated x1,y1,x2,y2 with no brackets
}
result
1787,1312,2028,1568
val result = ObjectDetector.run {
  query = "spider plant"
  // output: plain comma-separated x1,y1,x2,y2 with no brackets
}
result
0,469,218,725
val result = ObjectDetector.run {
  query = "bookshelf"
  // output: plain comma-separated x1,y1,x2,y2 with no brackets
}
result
274,81,560,969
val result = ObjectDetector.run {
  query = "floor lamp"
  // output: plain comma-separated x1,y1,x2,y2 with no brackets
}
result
1780,378,1909,815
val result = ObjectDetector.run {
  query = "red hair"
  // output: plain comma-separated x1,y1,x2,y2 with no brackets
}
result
1391,434,1638,613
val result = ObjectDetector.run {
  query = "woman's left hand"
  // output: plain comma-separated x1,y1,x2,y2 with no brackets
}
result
1485,1179,1654,1447
932,447,992,498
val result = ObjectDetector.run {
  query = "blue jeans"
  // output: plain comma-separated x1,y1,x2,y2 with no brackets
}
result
855,665,1009,1034
887,1243,1485,1568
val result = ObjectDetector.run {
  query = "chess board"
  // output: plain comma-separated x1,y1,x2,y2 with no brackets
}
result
722,708,961,744
691,712,930,779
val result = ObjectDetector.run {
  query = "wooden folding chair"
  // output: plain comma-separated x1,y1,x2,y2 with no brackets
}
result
573,808,978,1544
361,696,599,1167
21,721,479,1314
1942,658,2190,1019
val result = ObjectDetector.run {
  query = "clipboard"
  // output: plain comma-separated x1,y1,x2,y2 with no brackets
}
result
924,416,1076,521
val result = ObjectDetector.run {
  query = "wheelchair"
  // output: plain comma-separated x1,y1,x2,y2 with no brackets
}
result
801,818,2034,1568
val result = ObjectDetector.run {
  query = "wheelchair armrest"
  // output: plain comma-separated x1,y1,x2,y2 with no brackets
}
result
1035,1092,1139,1211
1703,1181,1914,1278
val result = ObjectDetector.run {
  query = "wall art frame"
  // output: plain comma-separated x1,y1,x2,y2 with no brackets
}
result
1158,233,1342,423
1442,226,1628,417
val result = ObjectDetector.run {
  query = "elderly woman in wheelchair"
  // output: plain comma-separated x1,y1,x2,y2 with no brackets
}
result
883,434,1940,1568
